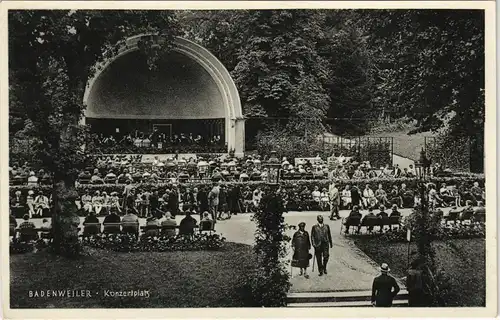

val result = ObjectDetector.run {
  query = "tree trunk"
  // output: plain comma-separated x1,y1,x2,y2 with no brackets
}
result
50,175,81,257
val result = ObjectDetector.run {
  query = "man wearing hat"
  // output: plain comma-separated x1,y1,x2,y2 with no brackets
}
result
371,263,400,307
311,215,333,276
328,181,340,220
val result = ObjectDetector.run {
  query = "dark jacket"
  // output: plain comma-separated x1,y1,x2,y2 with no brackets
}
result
310,223,333,248
372,274,400,307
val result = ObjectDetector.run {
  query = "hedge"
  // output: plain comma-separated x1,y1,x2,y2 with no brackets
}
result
9,175,485,197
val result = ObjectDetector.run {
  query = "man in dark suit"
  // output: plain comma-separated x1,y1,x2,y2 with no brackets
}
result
311,215,333,276
371,263,400,307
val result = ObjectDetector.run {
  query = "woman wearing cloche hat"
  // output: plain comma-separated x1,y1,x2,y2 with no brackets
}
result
291,222,312,279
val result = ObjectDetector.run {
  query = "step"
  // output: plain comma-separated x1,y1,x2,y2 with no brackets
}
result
287,299,409,308
287,289,408,304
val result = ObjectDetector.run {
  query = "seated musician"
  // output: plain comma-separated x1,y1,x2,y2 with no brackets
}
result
361,207,378,232
344,205,362,234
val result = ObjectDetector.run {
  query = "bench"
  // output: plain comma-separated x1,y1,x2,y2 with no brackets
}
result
340,216,362,235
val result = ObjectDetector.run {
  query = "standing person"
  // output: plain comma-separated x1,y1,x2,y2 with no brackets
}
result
291,222,311,279
218,185,229,220
406,259,425,307
208,184,220,221
328,182,340,220
371,263,400,307
198,186,209,216
310,215,333,276
350,185,362,209
168,185,180,218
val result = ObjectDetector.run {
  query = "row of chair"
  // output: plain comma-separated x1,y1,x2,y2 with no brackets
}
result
9,220,216,243
340,216,402,235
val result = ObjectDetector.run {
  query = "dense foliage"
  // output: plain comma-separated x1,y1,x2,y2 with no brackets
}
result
9,10,181,256
246,189,291,307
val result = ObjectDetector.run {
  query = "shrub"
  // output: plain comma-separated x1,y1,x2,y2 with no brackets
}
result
246,190,291,307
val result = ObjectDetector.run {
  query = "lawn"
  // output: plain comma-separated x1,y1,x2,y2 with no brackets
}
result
353,238,485,307
10,242,256,308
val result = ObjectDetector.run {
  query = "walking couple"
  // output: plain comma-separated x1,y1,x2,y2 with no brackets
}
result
291,215,333,278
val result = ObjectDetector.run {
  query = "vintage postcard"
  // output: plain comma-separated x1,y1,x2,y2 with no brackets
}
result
1,1,497,319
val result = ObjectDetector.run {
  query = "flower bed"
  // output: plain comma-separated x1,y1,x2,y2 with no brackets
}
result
82,233,226,252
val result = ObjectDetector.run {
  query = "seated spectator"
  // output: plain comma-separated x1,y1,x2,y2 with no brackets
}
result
375,184,389,207
389,185,403,208
117,169,133,184
161,212,178,238
470,181,484,204
389,205,401,218
103,209,121,228
10,190,25,217
34,190,49,217
352,166,365,179
253,187,263,209
121,208,139,234
92,191,104,215
362,184,377,209
400,183,414,208
460,200,475,221
473,201,485,222
81,189,93,214
18,214,38,242
341,185,352,209
376,205,388,232
40,218,51,230
91,169,104,184
351,186,362,208
439,183,455,207
311,186,321,207
104,170,117,184
27,171,38,186
143,215,160,236
179,211,197,236
78,170,92,183
361,207,378,232
428,183,443,208
344,205,362,234
201,211,213,222
84,211,99,224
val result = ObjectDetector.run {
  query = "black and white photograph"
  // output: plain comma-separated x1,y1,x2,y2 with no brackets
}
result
2,1,496,318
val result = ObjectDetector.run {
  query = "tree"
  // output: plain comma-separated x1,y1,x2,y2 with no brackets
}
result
362,10,485,171
9,10,181,256
317,10,376,135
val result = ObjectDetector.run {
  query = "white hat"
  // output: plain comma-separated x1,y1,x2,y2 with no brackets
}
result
380,263,390,273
